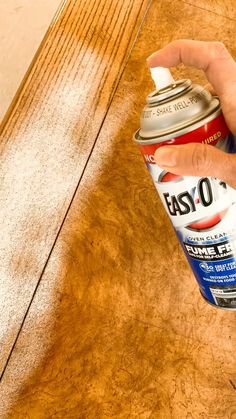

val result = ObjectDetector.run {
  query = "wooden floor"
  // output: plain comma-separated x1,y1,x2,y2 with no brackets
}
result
1,0,236,417
0,0,62,121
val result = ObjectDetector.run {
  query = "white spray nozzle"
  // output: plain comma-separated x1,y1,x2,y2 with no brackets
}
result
150,67,174,90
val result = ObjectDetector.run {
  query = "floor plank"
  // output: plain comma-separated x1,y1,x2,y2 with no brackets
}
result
0,0,150,375
0,0,62,121
1,0,236,418
181,0,236,21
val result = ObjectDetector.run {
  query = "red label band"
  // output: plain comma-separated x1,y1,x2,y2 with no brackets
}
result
139,113,229,164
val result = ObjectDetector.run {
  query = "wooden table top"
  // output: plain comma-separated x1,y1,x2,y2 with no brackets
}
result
1,0,236,417
0,0,62,121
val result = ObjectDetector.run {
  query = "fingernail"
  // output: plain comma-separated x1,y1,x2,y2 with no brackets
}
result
146,52,156,61
146,52,161,65
147,50,163,64
155,147,178,167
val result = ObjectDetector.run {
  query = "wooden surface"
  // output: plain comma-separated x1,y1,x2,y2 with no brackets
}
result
183,0,236,20
0,0,150,376
1,0,236,418
0,0,62,121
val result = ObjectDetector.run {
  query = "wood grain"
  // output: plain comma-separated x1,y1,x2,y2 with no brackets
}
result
0,0,150,375
181,0,236,21
0,0,62,121
2,0,236,418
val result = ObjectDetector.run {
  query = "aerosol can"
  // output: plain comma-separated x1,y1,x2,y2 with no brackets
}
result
134,67,236,309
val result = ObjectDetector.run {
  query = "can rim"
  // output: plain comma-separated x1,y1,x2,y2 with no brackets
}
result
134,105,222,144
147,79,192,104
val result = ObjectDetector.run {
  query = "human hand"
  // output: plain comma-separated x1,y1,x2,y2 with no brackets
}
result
147,40,236,188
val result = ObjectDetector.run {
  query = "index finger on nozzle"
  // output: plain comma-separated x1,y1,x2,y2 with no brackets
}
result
147,40,236,97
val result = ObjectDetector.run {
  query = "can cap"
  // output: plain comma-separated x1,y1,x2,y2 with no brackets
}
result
134,78,221,142
150,67,175,90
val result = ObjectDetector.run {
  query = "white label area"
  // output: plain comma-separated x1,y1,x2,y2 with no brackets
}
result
147,163,236,229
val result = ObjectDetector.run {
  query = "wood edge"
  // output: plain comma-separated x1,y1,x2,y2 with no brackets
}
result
0,0,68,135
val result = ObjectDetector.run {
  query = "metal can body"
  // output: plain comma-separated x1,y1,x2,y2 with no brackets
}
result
134,79,236,309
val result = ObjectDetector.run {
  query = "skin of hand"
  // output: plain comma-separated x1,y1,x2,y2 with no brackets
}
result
147,40,236,188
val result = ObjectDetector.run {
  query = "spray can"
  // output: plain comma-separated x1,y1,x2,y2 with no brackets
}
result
134,67,236,309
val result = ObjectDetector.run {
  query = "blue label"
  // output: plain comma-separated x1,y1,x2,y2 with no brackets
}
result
145,129,236,308
183,243,236,307
178,132,236,308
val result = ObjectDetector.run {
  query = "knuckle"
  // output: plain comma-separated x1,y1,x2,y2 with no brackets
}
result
191,144,210,174
210,41,230,59
171,40,181,47
169,40,181,52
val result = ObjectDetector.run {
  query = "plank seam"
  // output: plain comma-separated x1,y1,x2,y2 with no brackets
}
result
0,0,69,136
0,0,153,383
179,0,236,22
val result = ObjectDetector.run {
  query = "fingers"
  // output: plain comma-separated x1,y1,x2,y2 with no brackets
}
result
154,143,236,188
203,83,216,96
147,40,236,97
148,40,236,185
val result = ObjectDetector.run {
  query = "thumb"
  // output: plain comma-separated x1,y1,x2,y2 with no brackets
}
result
154,143,236,188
